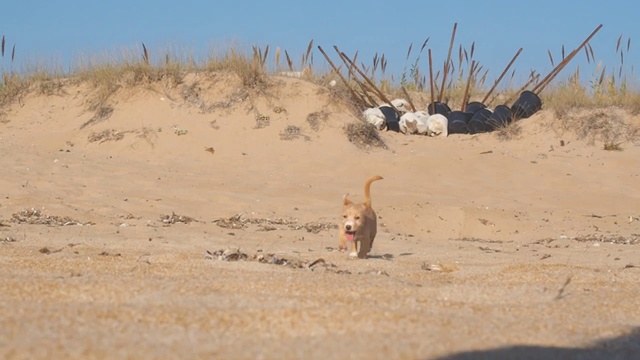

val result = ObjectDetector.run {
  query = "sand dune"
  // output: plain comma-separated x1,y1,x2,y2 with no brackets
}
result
1,73,639,359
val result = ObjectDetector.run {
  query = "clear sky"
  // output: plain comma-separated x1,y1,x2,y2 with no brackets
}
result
2,0,638,87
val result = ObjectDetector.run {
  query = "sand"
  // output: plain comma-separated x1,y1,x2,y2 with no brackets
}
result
1,73,639,359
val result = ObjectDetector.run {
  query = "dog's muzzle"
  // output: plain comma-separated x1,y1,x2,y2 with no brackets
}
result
345,230,356,242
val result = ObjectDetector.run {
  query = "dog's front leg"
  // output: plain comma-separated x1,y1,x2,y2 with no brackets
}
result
349,239,358,258
338,232,348,251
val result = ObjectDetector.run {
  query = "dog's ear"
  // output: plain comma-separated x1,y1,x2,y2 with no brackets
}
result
343,194,352,206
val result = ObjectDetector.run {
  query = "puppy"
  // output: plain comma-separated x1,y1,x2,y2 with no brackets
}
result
339,175,383,258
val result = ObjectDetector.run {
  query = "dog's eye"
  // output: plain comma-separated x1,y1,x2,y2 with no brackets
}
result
343,215,347,218
355,216,360,220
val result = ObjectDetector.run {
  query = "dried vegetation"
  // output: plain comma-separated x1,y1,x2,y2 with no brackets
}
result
2,30,640,147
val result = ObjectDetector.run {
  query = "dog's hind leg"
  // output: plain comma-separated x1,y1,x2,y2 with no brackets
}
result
357,243,369,258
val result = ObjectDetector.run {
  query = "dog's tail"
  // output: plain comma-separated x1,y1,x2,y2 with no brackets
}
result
363,175,383,207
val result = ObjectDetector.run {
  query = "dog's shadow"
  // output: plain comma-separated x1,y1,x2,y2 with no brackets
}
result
432,326,640,360
368,253,413,260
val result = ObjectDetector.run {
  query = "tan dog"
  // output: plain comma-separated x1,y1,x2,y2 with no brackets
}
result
339,175,383,258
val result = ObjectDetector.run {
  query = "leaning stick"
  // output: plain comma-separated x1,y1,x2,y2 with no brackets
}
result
533,24,603,94
481,48,523,104
317,46,372,108
142,43,150,65
336,46,399,112
355,80,379,108
503,73,540,105
438,23,457,102
428,49,436,112
460,60,478,111
334,50,379,107
401,86,417,112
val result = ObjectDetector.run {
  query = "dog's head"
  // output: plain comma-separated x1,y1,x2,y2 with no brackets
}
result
341,194,368,242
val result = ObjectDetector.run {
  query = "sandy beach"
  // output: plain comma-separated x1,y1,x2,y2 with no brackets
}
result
1,73,639,359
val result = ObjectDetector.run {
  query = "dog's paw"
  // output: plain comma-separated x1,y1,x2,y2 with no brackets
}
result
338,246,347,252
349,251,358,258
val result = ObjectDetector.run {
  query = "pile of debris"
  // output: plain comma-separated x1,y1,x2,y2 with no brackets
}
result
320,24,602,137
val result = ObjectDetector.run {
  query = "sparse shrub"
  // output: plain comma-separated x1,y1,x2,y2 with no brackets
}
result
254,113,270,129
136,127,158,147
38,78,66,96
326,82,368,117
307,110,329,131
552,108,640,148
344,122,387,149
80,106,114,129
0,73,29,107
603,142,623,151
495,122,522,141
280,125,310,141
87,129,125,143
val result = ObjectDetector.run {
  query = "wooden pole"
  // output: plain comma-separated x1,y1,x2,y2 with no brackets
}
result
460,60,478,111
481,48,523,104
335,46,399,112
317,46,372,108
533,24,603,94
438,23,457,102
428,49,436,113
401,86,417,112
503,73,540,105
334,50,380,107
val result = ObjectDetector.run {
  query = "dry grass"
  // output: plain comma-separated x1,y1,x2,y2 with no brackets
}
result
0,73,30,107
344,122,387,149
542,66,640,118
542,85,640,118
279,125,311,141
603,142,623,151
551,107,640,149
280,125,311,141
75,53,185,87
38,78,67,96
87,129,126,143
325,81,369,116
11,208,91,226
136,127,159,147
71,48,187,111
206,88,249,112
160,212,195,225
307,110,329,131
181,82,250,114
254,113,270,129
1,70,70,108
495,122,523,141
81,106,114,129
3,39,640,147
205,48,269,91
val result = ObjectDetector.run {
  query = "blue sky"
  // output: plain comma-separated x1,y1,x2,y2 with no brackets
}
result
2,0,638,86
